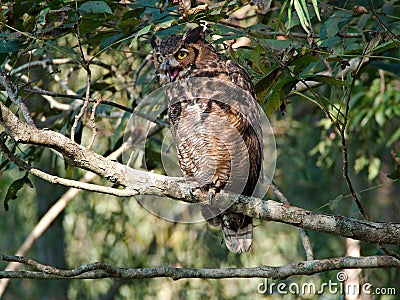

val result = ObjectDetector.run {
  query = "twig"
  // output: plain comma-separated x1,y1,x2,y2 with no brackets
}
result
0,69,36,127
46,58,78,96
0,139,134,197
131,54,152,103
371,6,400,48
340,126,368,219
23,87,170,127
218,21,363,39
270,179,314,261
71,72,91,143
71,16,92,144
8,58,74,76
0,254,399,280
337,40,376,221
5,62,73,111
295,57,362,92
87,98,102,149
380,246,400,261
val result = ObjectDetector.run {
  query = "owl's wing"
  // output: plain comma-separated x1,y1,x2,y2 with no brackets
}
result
223,60,264,195
225,60,256,98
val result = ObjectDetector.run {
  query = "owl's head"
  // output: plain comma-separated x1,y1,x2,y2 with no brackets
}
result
151,27,216,84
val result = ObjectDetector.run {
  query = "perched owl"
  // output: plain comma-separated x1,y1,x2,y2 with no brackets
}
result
151,27,263,253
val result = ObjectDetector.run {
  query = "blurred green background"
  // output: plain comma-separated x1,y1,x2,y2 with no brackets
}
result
1,0,399,298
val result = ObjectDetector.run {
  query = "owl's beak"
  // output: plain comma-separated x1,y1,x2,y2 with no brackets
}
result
167,67,182,82
160,58,182,82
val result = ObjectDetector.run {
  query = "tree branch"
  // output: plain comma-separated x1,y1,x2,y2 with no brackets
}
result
0,69,36,127
0,145,126,296
0,254,398,280
270,180,314,260
0,139,134,197
4,62,73,111
1,100,400,246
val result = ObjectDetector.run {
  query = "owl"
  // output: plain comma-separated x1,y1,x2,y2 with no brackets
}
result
151,27,263,253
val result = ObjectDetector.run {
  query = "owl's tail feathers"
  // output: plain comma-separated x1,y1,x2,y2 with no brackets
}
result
221,214,253,253
201,206,253,253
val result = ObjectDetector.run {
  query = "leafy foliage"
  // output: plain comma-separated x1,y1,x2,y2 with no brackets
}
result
1,0,400,298
3,175,33,211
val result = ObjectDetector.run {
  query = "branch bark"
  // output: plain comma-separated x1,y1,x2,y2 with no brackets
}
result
0,254,398,280
1,100,400,246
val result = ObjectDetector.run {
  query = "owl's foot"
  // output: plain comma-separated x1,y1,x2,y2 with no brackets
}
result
208,190,216,206
189,187,196,198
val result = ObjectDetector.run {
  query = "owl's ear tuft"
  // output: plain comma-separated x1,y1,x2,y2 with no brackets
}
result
150,35,160,48
183,27,205,44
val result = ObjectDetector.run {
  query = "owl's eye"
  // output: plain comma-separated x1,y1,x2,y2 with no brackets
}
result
157,55,163,63
176,50,188,60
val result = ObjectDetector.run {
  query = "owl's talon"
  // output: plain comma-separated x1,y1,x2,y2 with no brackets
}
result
208,190,215,206
189,187,196,198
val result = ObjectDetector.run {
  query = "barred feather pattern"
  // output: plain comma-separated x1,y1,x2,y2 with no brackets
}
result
151,27,262,253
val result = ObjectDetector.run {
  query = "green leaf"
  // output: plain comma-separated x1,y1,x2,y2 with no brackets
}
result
373,40,398,55
319,36,341,49
368,157,381,181
79,1,113,15
3,176,31,211
311,0,321,21
299,0,311,23
292,54,320,74
387,170,400,180
254,66,283,102
257,71,298,116
39,41,78,56
375,104,385,127
304,75,347,87
287,0,292,32
320,10,353,39
129,24,154,50
0,38,25,54
293,0,310,33
387,127,400,147
99,33,124,50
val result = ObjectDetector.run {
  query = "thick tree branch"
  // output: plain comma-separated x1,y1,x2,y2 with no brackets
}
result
0,254,398,280
1,100,400,246
0,139,134,197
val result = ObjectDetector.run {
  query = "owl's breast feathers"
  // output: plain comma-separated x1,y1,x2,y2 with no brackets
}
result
166,74,262,198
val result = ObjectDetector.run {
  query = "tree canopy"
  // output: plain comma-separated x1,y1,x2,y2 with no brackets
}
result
0,0,399,299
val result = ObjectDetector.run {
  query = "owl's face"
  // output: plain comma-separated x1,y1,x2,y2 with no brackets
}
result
151,27,210,85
